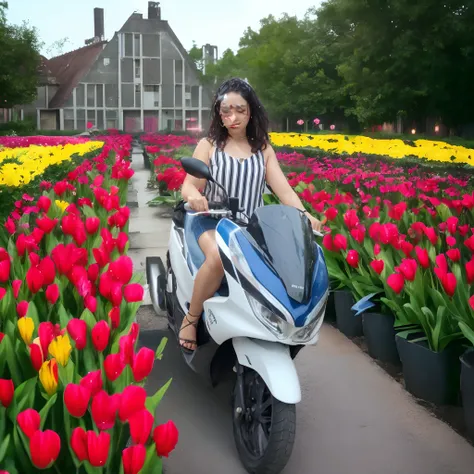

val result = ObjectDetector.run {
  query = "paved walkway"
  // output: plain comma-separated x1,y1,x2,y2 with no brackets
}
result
129,147,474,474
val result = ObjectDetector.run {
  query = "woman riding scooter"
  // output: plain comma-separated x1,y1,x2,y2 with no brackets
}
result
179,77,323,352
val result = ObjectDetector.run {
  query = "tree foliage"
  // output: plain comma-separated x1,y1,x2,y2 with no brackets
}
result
0,2,42,107
195,0,474,131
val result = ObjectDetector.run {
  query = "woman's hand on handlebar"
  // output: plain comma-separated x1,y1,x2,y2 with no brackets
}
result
187,195,209,212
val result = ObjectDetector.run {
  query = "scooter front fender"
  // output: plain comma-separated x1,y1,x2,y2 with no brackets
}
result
232,337,301,404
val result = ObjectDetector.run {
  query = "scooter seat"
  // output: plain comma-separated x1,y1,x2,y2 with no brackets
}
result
183,213,229,297
184,213,207,270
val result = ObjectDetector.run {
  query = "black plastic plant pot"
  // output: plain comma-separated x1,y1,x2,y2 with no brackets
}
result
362,312,400,365
460,348,474,440
334,290,362,338
395,335,461,405
324,291,336,323
143,150,151,170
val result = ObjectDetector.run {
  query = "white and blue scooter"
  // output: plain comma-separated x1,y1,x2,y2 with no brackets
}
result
146,157,329,474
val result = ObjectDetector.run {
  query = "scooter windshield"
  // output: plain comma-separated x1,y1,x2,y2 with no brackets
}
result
244,205,316,304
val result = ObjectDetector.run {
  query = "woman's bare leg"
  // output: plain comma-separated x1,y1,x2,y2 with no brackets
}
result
179,230,224,350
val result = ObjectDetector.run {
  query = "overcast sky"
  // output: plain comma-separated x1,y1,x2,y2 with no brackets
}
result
6,0,322,57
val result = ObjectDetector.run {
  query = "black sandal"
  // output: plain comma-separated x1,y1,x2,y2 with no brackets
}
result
179,312,200,353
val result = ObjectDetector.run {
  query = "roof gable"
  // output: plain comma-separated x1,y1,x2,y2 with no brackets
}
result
46,41,106,108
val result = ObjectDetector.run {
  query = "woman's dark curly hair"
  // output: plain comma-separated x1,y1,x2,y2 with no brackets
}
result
207,78,269,153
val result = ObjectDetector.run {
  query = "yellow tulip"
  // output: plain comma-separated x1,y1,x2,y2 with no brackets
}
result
0,142,103,187
55,200,70,213
39,359,58,396
48,334,72,367
17,317,34,345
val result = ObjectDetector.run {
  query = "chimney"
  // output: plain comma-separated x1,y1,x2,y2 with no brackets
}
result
94,7,105,40
148,2,161,20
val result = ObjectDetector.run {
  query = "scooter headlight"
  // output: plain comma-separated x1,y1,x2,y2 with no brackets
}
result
292,289,328,343
246,293,290,340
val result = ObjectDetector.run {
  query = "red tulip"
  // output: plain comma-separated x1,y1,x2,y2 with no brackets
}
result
0,249,11,282
64,383,91,418
153,420,179,457
17,409,41,438
322,234,335,251
104,353,126,381
438,272,457,297
415,246,430,269
91,390,120,430
343,210,359,229
346,249,359,268
122,445,146,474
466,259,474,284
469,295,474,311
446,216,458,234
124,283,144,303
400,240,414,257
116,232,129,253
0,332,4,343
91,321,110,352
0,379,14,407
85,294,98,313
129,409,154,444
446,248,461,262
132,347,155,382
387,273,405,294
30,342,44,371
108,306,120,329
17,300,29,318
119,334,136,366
374,243,381,255
423,227,438,246
388,202,407,221
30,429,61,469
67,318,87,350
80,370,103,396
38,322,55,357
119,386,147,422
108,256,133,284
324,207,338,221
397,258,417,282
370,259,384,275
36,216,58,234
87,263,100,282
12,279,21,298
93,246,110,268
87,431,111,467
85,217,100,234
446,236,456,247
333,234,347,251
45,284,59,304
71,427,88,462
37,196,51,213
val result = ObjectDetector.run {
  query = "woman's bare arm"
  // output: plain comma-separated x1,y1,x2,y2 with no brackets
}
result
181,138,212,202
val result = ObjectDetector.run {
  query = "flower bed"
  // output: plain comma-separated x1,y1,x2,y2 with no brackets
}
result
0,135,177,473
269,132,474,166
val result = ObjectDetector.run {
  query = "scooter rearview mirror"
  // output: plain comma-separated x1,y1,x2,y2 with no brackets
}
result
181,157,214,182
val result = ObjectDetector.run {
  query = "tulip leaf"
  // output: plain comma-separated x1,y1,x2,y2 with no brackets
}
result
12,424,30,473
39,393,58,429
3,334,21,386
58,360,76,386
25,301,40,331
0,433,10,463
459,322,474,347
62,394,81,468
80,308,98,330
155,337,168,360
142,443,163,473
58,303,71,328
145,377,172,415
45,233,60,255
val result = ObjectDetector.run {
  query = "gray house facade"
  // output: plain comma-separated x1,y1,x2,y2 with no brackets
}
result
30,3,214,133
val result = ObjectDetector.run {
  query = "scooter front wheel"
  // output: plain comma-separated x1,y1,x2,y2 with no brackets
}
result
232,368,296,474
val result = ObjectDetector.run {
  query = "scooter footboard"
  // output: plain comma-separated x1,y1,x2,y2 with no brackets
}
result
232,337,302,404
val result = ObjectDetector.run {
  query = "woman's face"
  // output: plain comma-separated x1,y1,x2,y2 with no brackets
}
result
219,92,250,132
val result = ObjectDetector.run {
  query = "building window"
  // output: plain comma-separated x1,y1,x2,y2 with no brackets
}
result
135,59,141,78
87,85,95,107
134,34,140,56
144,85,160,108
103,58,110,66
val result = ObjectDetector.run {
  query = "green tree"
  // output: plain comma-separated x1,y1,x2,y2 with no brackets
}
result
316,0,474,129
0,2,41,107
188,40,204,73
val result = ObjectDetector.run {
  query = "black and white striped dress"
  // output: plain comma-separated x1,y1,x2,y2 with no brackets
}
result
204,147,266,221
